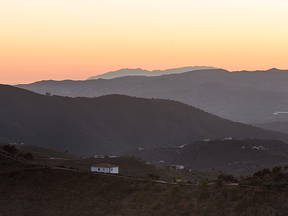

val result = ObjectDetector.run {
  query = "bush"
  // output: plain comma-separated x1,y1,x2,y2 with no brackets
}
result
253,168,271,178
217,174,238,183
21,152,34,160
2,145,19,155
147,173,160,180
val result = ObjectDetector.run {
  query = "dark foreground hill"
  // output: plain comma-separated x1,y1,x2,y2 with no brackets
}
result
17,68,288,123
1,142,288,216
1,85,288,156
0,143,175,181
1,168,288,216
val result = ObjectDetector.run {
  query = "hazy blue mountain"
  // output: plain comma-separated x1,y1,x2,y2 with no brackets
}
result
1,84,288,156
87,66,216,79
17,68,288,123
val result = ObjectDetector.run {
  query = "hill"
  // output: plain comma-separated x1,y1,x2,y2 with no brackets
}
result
1,167,288,216
0,143,177,180
87,66,216,79
1,85,288,157
255,121,288,134
17,68,288,123
134,139,288,175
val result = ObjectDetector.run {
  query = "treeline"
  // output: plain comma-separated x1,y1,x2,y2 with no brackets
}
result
214,166,288,191
0,144,34,160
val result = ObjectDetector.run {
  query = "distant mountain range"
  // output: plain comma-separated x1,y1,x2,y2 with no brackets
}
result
17,68,288,123
1,84,288,157
87,66,216,79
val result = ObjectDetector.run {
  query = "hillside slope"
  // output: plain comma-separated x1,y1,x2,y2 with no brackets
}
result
256,121,288,134
1,85,288,156
134,139,288,174
1,168,288,216
17,68,288,123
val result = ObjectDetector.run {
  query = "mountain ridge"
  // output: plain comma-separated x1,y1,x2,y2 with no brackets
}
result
16,68,288,123
1,84,288,156
87,66,217,80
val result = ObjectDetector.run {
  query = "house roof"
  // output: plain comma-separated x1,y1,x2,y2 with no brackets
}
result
91,163,118,168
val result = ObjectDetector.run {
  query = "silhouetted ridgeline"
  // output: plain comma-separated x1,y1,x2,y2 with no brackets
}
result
17,68,288,123
87,66,216,79
1,84,288,157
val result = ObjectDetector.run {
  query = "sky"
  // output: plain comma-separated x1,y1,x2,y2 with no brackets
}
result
0,0,288,84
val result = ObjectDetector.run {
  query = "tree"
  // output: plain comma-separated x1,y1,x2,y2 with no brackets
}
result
148,173,160,180
217,174,238,183
253,168,271,178
21,152,34,160
2,144,18,156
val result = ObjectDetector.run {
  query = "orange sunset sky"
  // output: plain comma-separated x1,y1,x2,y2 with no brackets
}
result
1,0,288,84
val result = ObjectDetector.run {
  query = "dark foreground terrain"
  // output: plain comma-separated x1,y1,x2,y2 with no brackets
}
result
134,139,288,175
1,168,288,216
1,144,288,216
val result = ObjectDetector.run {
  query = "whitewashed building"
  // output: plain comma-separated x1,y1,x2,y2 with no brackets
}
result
90,163,119,174
170,164,185,170
175,165,185,170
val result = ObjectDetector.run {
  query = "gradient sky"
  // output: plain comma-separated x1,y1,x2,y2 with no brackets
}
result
1,0,288,84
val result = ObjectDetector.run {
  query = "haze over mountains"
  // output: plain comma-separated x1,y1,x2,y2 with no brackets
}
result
87,66,216,79
17,68,288,124
1,84,288,158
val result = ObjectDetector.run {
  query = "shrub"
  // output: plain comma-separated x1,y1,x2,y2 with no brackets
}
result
217,174,238,183
147,173,160,180
2,145,18,155
21,152,34,160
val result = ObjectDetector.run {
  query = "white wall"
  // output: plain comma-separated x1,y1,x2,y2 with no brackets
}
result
110,167,119,174
90,166,119,174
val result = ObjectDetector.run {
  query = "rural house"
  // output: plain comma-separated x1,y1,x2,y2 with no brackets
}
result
90,163,119,174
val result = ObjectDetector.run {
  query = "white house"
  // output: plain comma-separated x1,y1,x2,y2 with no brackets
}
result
170,164,185,170
175,165,185,170
90,163,119,174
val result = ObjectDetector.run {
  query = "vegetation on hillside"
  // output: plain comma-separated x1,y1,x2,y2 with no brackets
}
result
1,143,288,215
1,167,288,216
1,84,288,157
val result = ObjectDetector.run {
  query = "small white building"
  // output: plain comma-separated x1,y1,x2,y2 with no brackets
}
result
170,164,185,170
94,155,105,159
175,165,185,170
90,163,119,174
